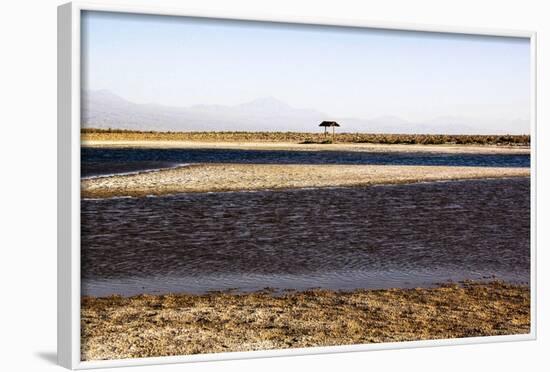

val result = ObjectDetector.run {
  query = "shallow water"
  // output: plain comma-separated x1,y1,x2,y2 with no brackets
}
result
81,147,530,177
81,177,530,296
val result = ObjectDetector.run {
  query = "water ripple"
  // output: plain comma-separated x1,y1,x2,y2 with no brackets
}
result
81,177,530,296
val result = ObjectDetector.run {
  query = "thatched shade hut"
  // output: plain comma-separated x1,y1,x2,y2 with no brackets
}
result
319,121,340,140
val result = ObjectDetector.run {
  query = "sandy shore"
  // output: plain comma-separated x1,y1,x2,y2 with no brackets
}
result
81,281,530,361
82,139,530,155
82,164,529,198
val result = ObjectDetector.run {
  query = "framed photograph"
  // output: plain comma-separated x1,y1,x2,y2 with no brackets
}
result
58,1,536,369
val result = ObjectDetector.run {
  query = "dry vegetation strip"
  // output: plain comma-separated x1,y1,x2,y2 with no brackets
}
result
81,164,530,198
81,282,530,361
82,129,530,146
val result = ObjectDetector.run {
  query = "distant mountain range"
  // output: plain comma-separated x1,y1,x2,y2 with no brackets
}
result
82,90,529,135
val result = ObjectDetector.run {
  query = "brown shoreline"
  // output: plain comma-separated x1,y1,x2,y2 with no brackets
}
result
81,130,530,147
81,163,530,198
81,281,530,361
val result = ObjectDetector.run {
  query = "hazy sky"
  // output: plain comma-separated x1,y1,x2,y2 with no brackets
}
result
82,11,531,130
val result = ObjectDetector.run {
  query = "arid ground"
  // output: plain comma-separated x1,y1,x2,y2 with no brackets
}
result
81,282,530,361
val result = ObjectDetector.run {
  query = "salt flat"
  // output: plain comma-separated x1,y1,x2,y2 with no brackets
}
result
81,163,530,198
82,139,530,154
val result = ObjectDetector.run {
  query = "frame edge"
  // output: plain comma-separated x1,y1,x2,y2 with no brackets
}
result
58,2,75,369
530,31,537,340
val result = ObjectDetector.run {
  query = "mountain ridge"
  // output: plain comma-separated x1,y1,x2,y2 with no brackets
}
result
82,90,529,135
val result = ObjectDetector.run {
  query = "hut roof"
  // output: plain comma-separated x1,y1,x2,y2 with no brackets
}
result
319,121,340,127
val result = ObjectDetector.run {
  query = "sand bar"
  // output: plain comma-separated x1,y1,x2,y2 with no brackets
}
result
81,281,530,361
82,139,530,154
82,163,530,198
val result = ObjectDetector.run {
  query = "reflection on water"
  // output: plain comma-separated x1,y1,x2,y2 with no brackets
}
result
81,177,530,296
81,148,530,177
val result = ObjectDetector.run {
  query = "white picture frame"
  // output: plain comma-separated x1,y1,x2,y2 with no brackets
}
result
58,1,537,369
